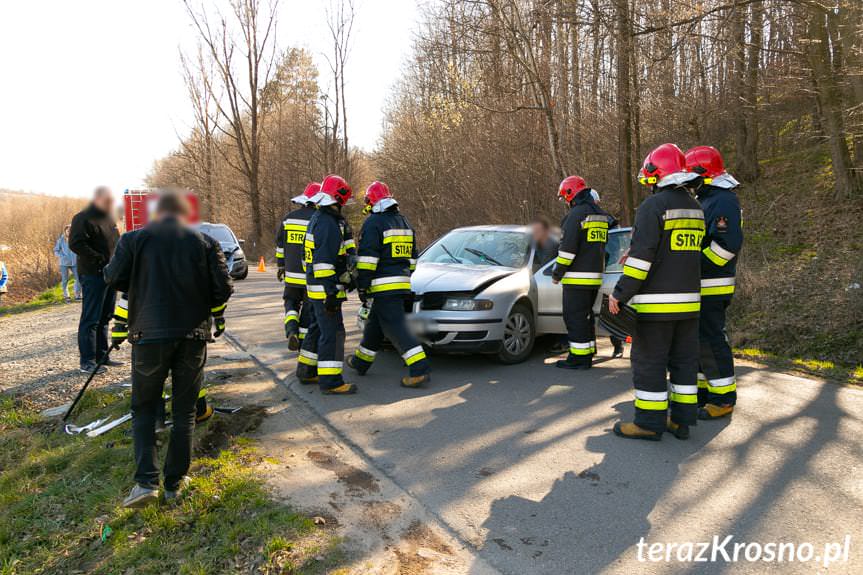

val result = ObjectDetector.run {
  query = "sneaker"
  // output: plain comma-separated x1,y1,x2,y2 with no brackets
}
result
164,476,191,502
104,359,125,367
79,362,107,375
612,342,625,358
123,484,159,508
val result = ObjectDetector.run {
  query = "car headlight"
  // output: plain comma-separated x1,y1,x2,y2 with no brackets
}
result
234,248,245,261
442,298,493,311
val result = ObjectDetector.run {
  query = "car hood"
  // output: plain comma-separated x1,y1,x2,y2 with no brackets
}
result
219,242,239,253
411,262,518,294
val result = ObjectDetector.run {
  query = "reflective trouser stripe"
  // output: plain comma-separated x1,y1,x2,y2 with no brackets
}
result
284,272,306,285
569,341,596,355
298,350,318,366
198,387,207,399
211,303,227,313
112,331,128,337
355,345,376,363
701,277,736,296
402,345,427,366
669,383,698,404
697,373,709,389
634,390,668,410
275,247,284,258
298,327,308,340
561,271,602,286
318,361,343,375
284,310,299,324
707,376,736,394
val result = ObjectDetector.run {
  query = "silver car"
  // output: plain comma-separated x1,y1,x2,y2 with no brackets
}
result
360,224,632,364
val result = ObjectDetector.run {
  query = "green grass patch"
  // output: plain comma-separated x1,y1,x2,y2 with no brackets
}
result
0,391,344,574
734,347,862,386
0,284,68,316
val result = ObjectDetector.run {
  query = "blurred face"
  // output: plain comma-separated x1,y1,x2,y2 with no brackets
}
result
531,222,550,244
92,187,114,213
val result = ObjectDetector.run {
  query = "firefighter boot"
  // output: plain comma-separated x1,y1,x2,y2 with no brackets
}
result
613,421,662,442
345,354,369,376
555,356,592,370
666,417,690,440
401,373,431,388
296,364,319,385
286,328,301,351
698,404,734,420
322,383,358,395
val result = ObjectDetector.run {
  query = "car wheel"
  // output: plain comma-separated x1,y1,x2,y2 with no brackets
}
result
496,302,535,364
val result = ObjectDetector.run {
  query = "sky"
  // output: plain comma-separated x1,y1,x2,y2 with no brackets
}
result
0,0,421,197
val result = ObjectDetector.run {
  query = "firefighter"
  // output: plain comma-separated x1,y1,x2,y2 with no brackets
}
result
551,176,615,370
345,181,430,387
275,182,320,350
685,146,743,420
609,143,703,441
295,174,357,394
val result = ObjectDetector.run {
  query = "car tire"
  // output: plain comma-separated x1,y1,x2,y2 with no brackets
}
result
496,302,535,364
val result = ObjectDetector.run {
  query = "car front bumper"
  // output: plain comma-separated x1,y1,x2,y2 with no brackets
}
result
229,259,248,279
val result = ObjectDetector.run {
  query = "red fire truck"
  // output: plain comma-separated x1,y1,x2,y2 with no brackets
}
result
122,188,200,231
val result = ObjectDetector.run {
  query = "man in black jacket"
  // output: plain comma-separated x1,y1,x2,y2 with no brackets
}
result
69,186,120,372
104,192,233,507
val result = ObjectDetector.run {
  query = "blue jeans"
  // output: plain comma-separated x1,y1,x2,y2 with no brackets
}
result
60,265,81,298
77,274,115,366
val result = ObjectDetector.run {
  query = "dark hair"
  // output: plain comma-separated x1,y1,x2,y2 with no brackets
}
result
155,191,191,217
531,215,551,230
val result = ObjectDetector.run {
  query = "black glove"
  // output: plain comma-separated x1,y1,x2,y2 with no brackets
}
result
357,288,368,304
325,293,341,313
111,321,128,348
212,304,227,338
277,267,285,282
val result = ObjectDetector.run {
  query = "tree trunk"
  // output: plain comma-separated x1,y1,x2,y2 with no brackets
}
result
614,0,634,224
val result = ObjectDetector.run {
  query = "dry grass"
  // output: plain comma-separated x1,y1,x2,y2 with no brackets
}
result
0,190,87,304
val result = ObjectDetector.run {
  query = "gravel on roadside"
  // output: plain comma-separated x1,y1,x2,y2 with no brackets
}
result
0,303,132,411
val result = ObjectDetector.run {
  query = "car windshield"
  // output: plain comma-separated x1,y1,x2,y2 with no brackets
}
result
420,229,531,268
605,229,632,272
197,224,235,245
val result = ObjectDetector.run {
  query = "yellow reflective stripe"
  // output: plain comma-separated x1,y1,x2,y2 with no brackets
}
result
707,377,737,394
111,331,128,337
113,306,128,319
664,219,705,230
342,239,356,250
703,246,730,266
284,224,307,232
284,276,306,285
211,303,227,313
298,355,317,366
368,282,412,293
357,262,378,270
701,285,735,296
318,367,343,375
623,265,648,280
355,349,376,362
198,387,207,399
556,256,573,266
561,277,602,286
634,398,668,410
670,393,698,404
314,269,336,278
581,221,609,229
382,235,414,244
404,351,427,366
275,253,284,259
569,347,595,355
631,302,700,313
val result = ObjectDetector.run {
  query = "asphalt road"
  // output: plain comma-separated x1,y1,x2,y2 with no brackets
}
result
226,271,863,574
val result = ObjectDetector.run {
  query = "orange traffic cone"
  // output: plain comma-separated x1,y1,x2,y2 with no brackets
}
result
257,257,266,272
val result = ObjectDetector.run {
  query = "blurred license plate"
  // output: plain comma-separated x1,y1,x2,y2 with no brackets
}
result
406,315,433,336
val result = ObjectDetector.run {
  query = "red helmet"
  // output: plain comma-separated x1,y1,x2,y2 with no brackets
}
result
318,174,353,206
558,176,588,203
364,181,393,206
638,143,687,186
303,181,321,198
685,146,726,181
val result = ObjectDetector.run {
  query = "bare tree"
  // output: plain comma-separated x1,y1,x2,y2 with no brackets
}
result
183,0,279,247
324,0,356,175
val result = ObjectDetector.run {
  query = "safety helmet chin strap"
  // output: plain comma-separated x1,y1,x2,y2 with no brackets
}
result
371,197,398,213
